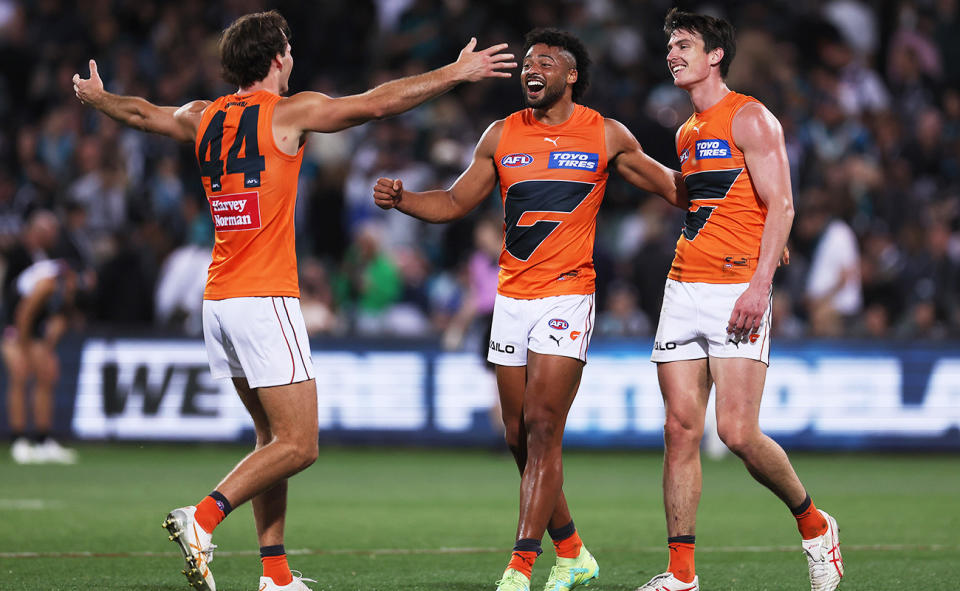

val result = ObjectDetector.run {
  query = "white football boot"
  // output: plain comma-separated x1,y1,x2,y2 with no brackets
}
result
258,571,317,590
802,510,843,591
634,572,699,591
32,438,77,464
10,437,35,464
163,506,217,591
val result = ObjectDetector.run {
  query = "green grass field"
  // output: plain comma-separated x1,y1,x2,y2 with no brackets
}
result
0,444,957,590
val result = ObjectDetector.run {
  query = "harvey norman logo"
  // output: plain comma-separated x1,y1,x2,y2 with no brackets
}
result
549,151,599,171
209,191,262,232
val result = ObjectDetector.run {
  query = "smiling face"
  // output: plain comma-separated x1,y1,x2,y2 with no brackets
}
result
666,29,721,90
521,43,577,108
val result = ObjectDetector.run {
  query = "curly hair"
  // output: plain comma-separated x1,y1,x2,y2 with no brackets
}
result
663,8,737,78
522,28,592,103
219,10,292,88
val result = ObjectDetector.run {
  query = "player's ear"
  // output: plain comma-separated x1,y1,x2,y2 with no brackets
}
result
709,47,724,68
567,69,578,85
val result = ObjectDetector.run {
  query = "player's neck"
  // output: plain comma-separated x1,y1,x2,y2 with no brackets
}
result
686,78,730,114
238,76,281,96
531,99,576,126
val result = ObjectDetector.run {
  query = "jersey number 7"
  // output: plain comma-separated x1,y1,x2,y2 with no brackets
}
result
504,180,594,261
197,106,266,192
681,168,742,241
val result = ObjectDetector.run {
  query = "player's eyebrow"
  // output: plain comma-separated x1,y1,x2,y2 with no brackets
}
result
667,34,695,50
524,53,560,63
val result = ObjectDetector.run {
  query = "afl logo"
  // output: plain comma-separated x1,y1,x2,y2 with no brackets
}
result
548,318,569,330
501,153,533,167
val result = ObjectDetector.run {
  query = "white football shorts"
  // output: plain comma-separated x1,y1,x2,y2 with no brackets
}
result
487,293,595,366
203,296,315,388
651,279,772,365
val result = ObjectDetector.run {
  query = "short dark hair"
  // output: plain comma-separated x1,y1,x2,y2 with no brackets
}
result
522,28,591,103
219,10,292,88
664,8,736,78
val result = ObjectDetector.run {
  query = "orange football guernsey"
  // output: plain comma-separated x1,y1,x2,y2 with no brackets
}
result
493,104,608,298
195,90,304,300
669,91,767,284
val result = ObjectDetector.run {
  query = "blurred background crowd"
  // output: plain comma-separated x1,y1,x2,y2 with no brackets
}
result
0,0,958,344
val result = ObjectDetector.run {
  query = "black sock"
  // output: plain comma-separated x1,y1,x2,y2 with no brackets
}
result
209,490,233,516
512,538,543,555
790,494,812,516
548,521,576,542
260,544,286,558
668,535,696,544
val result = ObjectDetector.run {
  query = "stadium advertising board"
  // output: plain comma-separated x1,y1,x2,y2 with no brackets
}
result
70,339,960,449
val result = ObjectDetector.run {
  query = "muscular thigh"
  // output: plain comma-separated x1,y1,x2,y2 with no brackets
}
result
523,351,584,420
240,378,319,443
709,356,767,426
657,358,712,424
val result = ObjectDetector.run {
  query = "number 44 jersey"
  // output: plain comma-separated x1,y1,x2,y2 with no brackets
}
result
493,104,609,299
195,90,305,300
669,91,767,284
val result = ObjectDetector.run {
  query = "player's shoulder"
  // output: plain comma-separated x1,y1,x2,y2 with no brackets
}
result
477,118,507,154
731,97,782,147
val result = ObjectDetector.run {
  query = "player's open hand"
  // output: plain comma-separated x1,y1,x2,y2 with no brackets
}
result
454,38,516,82
727,283,770,344
374,177,403,210
72,59,104,105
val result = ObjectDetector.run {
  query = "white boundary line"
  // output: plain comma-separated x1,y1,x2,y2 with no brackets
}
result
1,543,957,559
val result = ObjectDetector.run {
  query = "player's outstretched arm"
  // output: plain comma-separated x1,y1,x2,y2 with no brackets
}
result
605,119,688,209
281,39,515,134
73,60,207,143
725,101,795,340
374,121,503,223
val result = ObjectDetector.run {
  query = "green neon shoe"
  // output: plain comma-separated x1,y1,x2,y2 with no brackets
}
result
496,568,531,591
543,546,599,591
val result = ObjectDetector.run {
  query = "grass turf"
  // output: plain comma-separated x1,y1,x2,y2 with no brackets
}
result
0,444,957,590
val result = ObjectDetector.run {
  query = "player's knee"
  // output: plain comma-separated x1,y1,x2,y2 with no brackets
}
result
663,415,703,449
522,410,562,444
717,424,755,456
290,438,318,470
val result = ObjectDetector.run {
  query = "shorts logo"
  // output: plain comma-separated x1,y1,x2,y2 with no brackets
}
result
570,331,581,341
501,153,533,167
549,151,599,171
489,340,516,354
749,333,760,344
209,191,262,232
695,139,730,159
548,318,569,330
679,148,689,164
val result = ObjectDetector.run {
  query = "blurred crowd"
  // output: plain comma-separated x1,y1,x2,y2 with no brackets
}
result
0,0,958,345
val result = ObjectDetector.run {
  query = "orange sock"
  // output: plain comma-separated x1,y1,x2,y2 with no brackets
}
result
262,554,292,585
193,496,226,534
793,496,828,539
667,540,696,584
507,550,538,579
553,530,583,559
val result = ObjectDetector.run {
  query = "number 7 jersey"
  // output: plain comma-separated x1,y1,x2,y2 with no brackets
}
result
195,90,305,300
493,104,608,299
